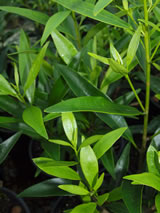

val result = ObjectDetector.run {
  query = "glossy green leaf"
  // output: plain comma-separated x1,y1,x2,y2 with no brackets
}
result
58,185,89,195
155,193,160,213
45,96,141,116
79,135,103,149
94,0,113,16
93,127,127,159
127,25,142,67
147,145,160,175
70,203,96,213
24,42,49,93
22,106,48,139
33,159,80,180
80,145,98,187
19,178,72,197
43,113,61,122
55,64,135,144
108,59,128,75
97,193,109,206
122,180,143,213
0,6,49,24
88,52,109,65
49,139,72,147
0,132,22,164
124,172,160,191
62,112,77,148
33,157,78,167
107,186,122,202
41,141,60,161
41,11,70,46
51,30,78,64
93,173,104,191
0,74,17,96
0,116,18,123
54,0,130,29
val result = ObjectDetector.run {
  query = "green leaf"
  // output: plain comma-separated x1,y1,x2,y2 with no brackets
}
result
33,157,78,167
93,173,104,191
33,159,80,180
107,186,122,202
93,0,113,16
155,193,160,213
0,132,22,164
80,145,98,187
58,185,89,195
0,74,17,96
45,96,141,116
24,42,49,93
122,180,143,213
54,0,130,29
70,203,96,213
97,193,109,206
44,113,61,122
0,6,49,24
110,42,123,64
124,172,160,191
13,62,19,89
108,59,128,75
88,52,109,65
79,135,103,149
22,106,48,139
0,116,18,123
127,25,142,67
18,178,72,197
41,11,70,46
147,145,160,176
49,139,72,147
93,127,127,159
51,29,78,64
62,112,78,148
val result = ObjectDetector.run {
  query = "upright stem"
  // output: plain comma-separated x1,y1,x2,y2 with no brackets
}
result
139,0,151,170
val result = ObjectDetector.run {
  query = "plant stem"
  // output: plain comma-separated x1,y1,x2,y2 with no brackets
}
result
138,0,151,171
125,75,145,112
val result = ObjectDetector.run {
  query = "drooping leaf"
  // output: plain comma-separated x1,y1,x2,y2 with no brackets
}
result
51,30,78,64
93,128,127,159
54,0,130,29
41,11,70,46
70,203,96,213
124,172,160,191
122,180,143,213
18,178,72,197
0,132,22,164
93,0,113,16
58,185,89,195
80,145,98,187
22,106,48,139
0,74,17,96
45,96,141,116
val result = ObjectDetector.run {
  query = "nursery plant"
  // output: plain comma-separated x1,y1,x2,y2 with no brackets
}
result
0,0,160,212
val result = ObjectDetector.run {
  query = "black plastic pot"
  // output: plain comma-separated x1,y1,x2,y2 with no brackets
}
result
0,187,30,213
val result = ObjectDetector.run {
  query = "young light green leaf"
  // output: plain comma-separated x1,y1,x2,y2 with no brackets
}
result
147,145,160,175
93,0,113,16
22,106,48,139
45,96,141,116
33,159,80,180
88,52,109,65
108,59,128,75
70,203,96,213
54,0,130,29
0,74,17,96
97,193,109,206
155,193,160,213
80,145,98,187
122,0,128,10
124,172,160,191
43,113,61,122
41,11,70,46
51,29,78,64
13,62,19,88
93,127,127,159
62,112,78,148
58,185,89,195
110,42,123,64
24,42,49,93
93,173,104,191
127,25,142,67
79,135,103,149
0,6,49,24
0,132,22,164
49,139,72,147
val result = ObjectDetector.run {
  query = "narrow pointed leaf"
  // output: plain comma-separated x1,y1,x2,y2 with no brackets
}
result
147,145,160,175
0,116,18,123
0,132,22,164
70,203,96,213
54,0,130,29
108,59,128,75
93,127,127,159
0,74,17,96
80,145,98,187
94,0,113,16
93,173,104,191
0,6,49,24
58,185,89,195
23,106,48,139
49,139,72,147
110,42,123,64
41,11,70,46
88,52,109,65
79,135,103,149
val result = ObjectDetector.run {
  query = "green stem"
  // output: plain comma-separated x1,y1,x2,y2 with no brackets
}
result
138,0,151,171
125,75,145,112
72,12,81,49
